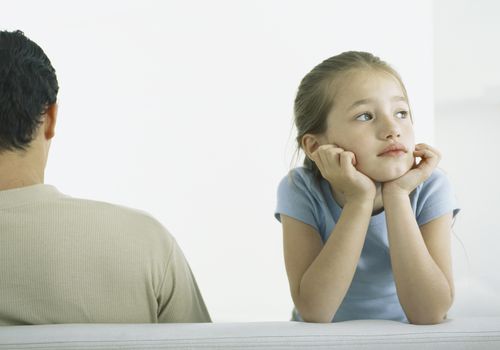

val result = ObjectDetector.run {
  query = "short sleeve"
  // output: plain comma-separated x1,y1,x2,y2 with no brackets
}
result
275,170,321,232
414,168,461,226
157,239,211,323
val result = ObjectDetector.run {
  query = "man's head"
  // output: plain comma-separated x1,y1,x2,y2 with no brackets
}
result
0,30,59,153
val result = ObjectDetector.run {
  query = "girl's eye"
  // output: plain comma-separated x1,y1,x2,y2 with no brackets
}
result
356,113,372,121
396,111,408,119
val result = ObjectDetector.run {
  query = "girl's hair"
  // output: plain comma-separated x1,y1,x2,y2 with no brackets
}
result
294,51,410,178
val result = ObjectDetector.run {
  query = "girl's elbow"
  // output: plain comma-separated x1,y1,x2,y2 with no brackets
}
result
295,300,336,323
406,293,453,325
301,313,334,323
408,313,447,325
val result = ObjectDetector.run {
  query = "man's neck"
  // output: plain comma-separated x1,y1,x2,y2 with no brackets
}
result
0,150,45,191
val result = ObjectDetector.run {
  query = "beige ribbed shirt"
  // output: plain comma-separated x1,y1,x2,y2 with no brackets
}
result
0,184,210,325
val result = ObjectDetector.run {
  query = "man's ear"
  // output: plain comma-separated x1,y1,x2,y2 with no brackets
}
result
301,134,323,159
43,103,58,140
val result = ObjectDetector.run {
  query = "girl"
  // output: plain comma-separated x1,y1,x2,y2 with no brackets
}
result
275,51,460,324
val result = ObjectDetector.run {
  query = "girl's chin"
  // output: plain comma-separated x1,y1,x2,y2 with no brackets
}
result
363,165,412,183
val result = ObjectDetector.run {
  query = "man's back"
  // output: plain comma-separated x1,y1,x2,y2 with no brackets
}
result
0,184,210,325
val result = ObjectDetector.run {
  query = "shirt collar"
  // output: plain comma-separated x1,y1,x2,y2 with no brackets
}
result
0,184,63,209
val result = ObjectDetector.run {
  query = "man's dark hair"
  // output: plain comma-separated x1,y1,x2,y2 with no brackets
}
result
0,30,59,152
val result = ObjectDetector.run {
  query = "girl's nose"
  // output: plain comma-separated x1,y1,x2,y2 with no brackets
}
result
384,128,401,139
378,117,401,139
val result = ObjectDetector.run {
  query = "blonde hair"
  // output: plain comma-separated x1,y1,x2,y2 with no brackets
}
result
294,51,410,178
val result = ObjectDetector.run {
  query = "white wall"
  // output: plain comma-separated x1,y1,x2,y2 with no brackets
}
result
1,0,433,321
434,0,500,316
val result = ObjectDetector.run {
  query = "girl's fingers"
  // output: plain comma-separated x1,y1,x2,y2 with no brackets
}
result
413,149,433,158
317,144,343,152
313,145,350,177
413,148,439,161
413,149,440,174
316,149,328,168
415,143,442,159
313,145,358,178
319,146,342,162
311,151,325,171
339,152,356,171
310,150,318,163
322,148,341,169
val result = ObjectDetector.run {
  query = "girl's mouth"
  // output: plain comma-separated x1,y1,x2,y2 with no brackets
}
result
379,150,406,157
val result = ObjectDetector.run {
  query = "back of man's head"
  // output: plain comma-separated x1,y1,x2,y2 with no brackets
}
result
0,30,59,153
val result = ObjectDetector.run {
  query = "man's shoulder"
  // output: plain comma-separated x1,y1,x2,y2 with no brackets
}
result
70,196,156,218
57,194,174,244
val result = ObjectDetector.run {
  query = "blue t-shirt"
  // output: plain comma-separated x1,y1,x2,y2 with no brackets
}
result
275,167,460,323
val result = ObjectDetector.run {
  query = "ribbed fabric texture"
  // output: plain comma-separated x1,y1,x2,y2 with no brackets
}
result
0,184,210,325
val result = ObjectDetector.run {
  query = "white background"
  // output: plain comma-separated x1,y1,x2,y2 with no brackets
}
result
2,0,462,321
434,0,500,316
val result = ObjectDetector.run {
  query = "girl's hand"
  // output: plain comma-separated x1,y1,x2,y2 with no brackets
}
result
311,144,376,203
382,143,441,196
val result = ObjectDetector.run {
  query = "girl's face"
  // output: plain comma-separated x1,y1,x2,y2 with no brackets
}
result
322,69,415,182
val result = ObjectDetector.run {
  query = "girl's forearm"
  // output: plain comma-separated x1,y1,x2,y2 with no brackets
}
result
297,199,373,323
383,191,453,324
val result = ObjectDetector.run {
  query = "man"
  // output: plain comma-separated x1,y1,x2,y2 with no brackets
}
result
0,30,210,325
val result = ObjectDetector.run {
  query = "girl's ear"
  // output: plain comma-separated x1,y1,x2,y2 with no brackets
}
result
301,134,322,159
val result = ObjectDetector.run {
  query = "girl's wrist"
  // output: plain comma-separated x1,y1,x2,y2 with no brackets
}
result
343,197,375,217
345,193,376,206
382,184,409,199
